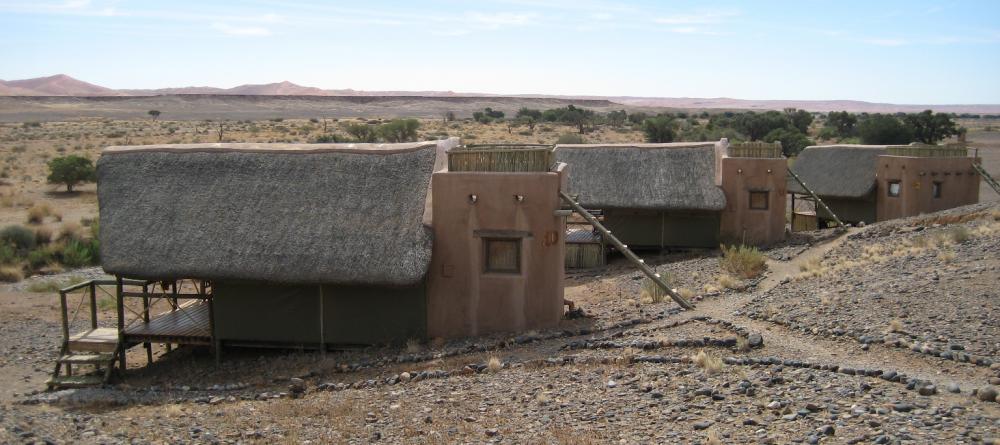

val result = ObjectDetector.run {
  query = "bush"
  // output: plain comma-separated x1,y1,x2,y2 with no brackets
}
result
640,277,667,304
0,225,36,252
344,123,377,143
26,204,51,224
0,243,18,265
859,114,913,145
34,227,53,245
27,246,56,269
61,239,99,268
312,134,347,143
58,222,83,241
377,119,420,143
555,133,585,144
719,244,767,279
0,266,23,283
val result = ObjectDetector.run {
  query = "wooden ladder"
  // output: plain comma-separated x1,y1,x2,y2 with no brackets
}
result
787,167,846,228
974,162,1000,196
47,328,119,389
559,191,694,310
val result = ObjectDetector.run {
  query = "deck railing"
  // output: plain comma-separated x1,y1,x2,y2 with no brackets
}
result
728,142,783,159
448,144,555,172
887,144,969,158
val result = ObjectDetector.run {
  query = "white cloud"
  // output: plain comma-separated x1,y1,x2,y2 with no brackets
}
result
654,10,738,25
211,22,272,37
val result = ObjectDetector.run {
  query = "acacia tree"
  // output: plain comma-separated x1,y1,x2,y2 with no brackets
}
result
147,110,161,120
904,110,960,144
47,155,96,192
642,116,676,143
825,111,857,138
859,114,913,145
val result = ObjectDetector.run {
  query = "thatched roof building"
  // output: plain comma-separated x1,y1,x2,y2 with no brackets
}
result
98,142,439,286
787,145,888,198
554,143,726,211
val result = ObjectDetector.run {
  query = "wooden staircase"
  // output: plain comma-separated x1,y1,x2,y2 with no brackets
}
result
974,162,1000,196
47,328,118,389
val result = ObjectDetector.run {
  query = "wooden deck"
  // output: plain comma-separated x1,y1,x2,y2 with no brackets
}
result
123,300,212,345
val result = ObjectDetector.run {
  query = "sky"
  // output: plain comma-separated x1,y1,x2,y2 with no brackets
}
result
1,0,999,104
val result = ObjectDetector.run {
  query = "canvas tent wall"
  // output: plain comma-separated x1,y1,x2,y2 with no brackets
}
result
98,140,457,346
787,145,888,225
554,142,727,249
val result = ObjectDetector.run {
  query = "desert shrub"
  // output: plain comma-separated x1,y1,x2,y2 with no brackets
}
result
719,244,767,279
312,134,348,143
555,133,585,144
642,116,676,143
0,243,18,265
58,221,83,241
0,266,23,282
947,226,971,243
377,119,420,143
487,354,503,372
34,227,52,245
26,246,56,269
61,239,98,268
27,275,85,293
0,225,36,252
640,273,672,304
26,204,50,224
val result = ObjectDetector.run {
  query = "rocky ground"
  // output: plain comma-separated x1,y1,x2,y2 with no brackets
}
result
2,203,1000,444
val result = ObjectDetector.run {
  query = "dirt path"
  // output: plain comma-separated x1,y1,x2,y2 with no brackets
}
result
677,227,995,392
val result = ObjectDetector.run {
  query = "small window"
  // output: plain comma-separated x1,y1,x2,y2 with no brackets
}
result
932,182,942,199
887,181,901,197
484,238,520,274
749,191,769,210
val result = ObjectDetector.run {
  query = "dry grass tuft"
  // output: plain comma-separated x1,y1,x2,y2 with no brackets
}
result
26,203,51,224
405,338,422,354
716,274,740,290
719,244,767,279
938,249,956,263
640,275,670,304
0,266,23,282
58,221,83,241
735,336,750,352
706,430,724,445
886,319,904,334
677,287,696,300
34,226,52,245
616,347,638,367
487,354,503,373
691,349,723,374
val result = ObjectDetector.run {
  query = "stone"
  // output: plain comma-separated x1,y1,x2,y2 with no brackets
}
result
748,333,764,348
977,387,998,402
947,383,961,394
693,420,713,430
919,385,938,396
818,425,835,436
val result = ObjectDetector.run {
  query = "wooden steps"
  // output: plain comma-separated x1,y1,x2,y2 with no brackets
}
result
46,374,105,389
57,352,115,365
974,163,1000,196
67,328,119,353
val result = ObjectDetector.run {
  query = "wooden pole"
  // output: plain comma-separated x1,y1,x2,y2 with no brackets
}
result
787,167,845,229
116,276,126,371
88,281,97,330
560,191,694,310
318,285,326,357
142,285,152,365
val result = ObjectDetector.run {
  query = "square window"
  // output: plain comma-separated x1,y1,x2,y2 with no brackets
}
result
887,181,901,197
483,238,520,274
932,182,942,199
749,191,769,210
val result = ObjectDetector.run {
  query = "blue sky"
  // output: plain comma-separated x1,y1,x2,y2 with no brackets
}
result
1,0,999,103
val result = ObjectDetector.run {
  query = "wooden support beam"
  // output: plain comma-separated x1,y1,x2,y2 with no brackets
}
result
559,191,694,310
116,276,126,371
787,167,845,229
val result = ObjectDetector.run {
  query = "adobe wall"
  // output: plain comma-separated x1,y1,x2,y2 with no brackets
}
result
718,157,787,246
426,167,567,339
875,156,981,221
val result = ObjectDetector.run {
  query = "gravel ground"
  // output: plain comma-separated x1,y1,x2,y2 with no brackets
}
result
1,204,999,444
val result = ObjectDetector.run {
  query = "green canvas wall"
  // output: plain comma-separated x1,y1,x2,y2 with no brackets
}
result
603,209,720,249
213,280,427,346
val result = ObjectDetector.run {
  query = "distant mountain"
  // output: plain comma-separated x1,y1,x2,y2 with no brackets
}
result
2,74,998,114
2,74,120,96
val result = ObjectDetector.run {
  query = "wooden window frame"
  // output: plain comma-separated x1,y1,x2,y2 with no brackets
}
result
482,237,521,274
748,190,769,210
887,180,901,197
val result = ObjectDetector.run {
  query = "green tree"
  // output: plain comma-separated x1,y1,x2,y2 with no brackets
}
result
377,119,420,142
607,110,628,128
47,155,96,192
785,108,814,134
735,111,789,141
825,111,857,138
147,110,161,120
642,116,676,143
858,114,913,145
764,128,813,157
627,112,648,125
903,110,960,144
345,123,377,142
515,107,542,120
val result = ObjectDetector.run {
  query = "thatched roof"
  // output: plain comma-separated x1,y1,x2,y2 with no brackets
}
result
788,145,888,198
554,143,726,211
98,142,443,286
